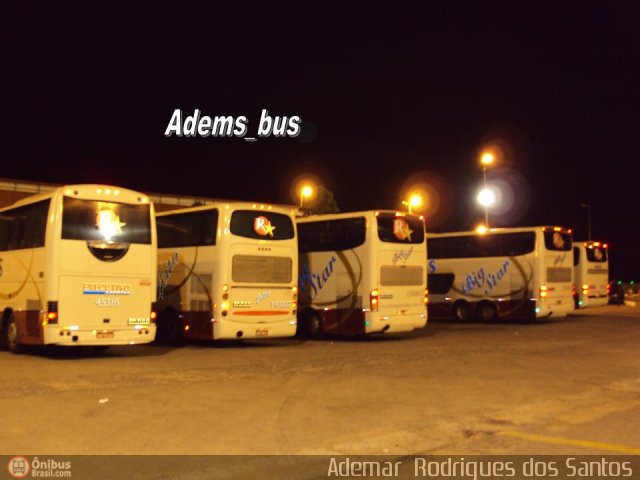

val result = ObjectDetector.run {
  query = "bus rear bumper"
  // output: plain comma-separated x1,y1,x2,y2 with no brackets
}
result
43,326,156,345
536,299,575,318
214,318,297,339
365,312,427,334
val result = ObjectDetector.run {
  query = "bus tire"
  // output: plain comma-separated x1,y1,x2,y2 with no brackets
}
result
6,316,24,354
298,309,324,339
476,301,498,322
452,301,471,321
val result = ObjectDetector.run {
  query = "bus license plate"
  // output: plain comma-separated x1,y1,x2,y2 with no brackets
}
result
96,331,114,339
255,329,269,337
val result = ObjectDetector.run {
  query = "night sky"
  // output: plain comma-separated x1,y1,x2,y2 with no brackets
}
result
5,3,640,279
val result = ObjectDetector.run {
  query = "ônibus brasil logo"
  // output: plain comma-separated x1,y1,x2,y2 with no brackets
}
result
7,457,30,478
254,216,276,237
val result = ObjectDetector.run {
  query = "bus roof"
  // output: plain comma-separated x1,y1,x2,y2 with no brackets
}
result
156,201,298,217
0,184,150,211
428,225,573,238
296,210,425,223
573,240,609,248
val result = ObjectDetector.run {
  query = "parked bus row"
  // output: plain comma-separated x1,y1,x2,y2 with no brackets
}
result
0,184,608,353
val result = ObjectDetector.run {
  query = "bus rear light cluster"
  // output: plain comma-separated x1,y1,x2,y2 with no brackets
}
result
539,285,548,298
581,284,590,295
44,301,59,324
292,286,297,300
424,289,429,304
222,284,230,300
370,289,380,311
150,303,157,324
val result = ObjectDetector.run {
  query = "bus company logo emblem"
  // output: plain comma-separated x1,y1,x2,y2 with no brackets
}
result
393,218,413,241
83,282,131,295
255,290,271,303
7,456,30,478
552,232,565,249
254,216,276,237
96,207,126,241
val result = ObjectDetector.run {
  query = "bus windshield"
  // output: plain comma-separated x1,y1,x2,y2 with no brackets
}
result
62,197,152,244
377,214,424,244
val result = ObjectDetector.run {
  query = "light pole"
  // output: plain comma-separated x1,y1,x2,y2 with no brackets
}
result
480,152,495,226
300,184,314,209
581,203,592,240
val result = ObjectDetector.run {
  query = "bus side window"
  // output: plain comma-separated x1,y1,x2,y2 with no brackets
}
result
0,213,14,251
17,201,49,249
573,247,580,266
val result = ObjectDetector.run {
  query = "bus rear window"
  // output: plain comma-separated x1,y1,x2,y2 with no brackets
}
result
232,255,292,284
543,231,572,251
377,214,425,244
62,198,151,244
586,246,607,262
230,210,294,240
380,265,424,286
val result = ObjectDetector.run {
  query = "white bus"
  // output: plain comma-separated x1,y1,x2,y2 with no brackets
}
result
155,202,298,342
296,211,428,337
573,241,609,308
0,185,157,353
427,226,574,321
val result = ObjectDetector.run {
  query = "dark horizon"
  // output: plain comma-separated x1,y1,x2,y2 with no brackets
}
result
5,2,640,279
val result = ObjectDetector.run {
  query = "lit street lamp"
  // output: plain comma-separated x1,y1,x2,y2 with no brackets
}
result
477,187,496,209
402,193,423,214
300,184,314,208
479,151,495,226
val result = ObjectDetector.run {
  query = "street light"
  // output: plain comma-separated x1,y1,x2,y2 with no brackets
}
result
581,203,592,241
402,193,423,214
300,184,314,208
479,151,495,226
477,187,496,210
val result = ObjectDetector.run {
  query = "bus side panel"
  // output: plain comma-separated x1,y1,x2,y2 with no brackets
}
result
427,256,536,321
158,247,216,341
0,248,46,345
299,249,367,336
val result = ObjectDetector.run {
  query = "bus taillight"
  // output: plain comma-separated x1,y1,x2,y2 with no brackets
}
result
150,303,157,324
539,285,548,298
44,301,58,324
424,289,429,304
581,284,589,295
370,289,380,311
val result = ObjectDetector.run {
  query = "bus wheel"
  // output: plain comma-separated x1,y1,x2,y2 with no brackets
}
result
452,301,471,322
476,301,498,322
299,310,324,339
6,316,23,354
